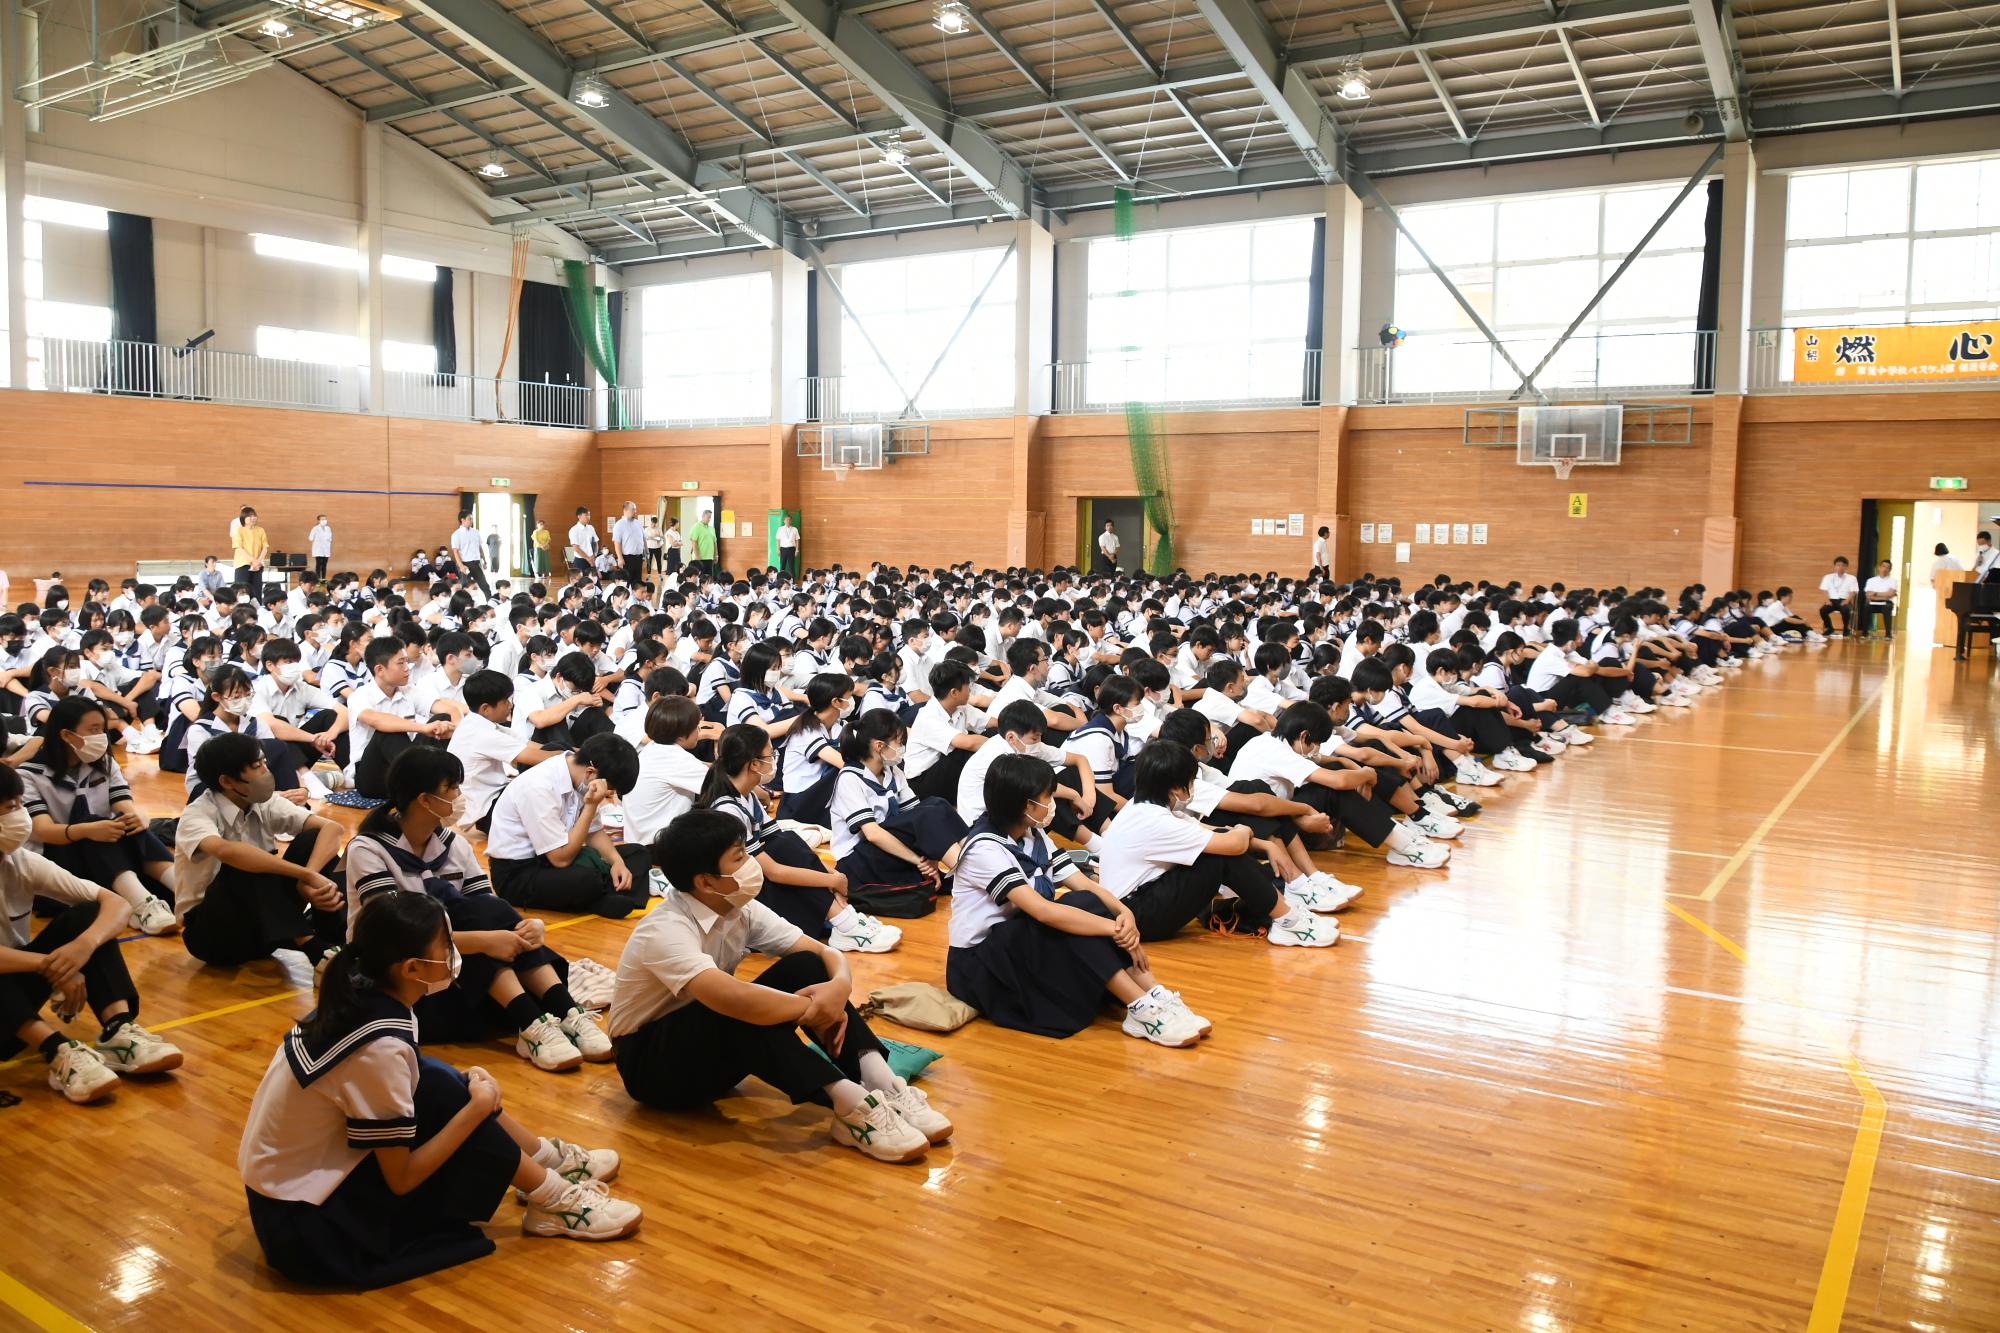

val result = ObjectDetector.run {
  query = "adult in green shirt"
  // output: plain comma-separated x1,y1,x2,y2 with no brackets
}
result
687,509,718,582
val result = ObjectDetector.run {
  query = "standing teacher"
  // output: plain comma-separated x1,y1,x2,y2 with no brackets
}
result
451,514,490,596
307,515,332,580
232,506,270,599
687,509,718,583
1093,520,1120,575
612,501,647,586
531,519,552,577
775,513,801,580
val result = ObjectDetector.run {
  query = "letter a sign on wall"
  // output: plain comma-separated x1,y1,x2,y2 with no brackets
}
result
1568,494,1588,519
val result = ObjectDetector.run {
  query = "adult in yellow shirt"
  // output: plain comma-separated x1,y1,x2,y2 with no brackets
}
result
531,520,553,576
231,505,270,599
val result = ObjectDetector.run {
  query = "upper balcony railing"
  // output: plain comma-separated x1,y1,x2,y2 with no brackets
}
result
1047,350,1322,414
1746,318,2000,393
1355,330,1716,405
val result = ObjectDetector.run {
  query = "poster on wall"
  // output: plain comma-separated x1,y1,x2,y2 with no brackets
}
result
1452,523,1470,544
1434,520,1452,544
1471,523,1488,545
1376,523,1391,544
1414,523,1431,544
1793,321,2000,383
740,521,754,539
1288,513,1305,536
1394,542,1411,563
1249,519,1261,535
1360,523,1376,544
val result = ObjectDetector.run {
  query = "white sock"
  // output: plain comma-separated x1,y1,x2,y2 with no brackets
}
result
1145,984,1172,1004
828,1079,870,1115
531,1137,560,1168
1079,831,1100,850
1386,822,1421,854
1127,993,1151,1012
1275,904,1310,929
828,903,861,932
523,1170,569,1208
1286,874,1310,894
857,1050,897,1093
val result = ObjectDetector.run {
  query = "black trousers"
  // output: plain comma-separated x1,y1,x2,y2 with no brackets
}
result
1819,600,1851,633
1541,673,1615,714
313,556,328,579
1121,853,1281,942
182,834,344,967
621,554,644,585
614,952,887,1110
1861,598,1896,637
489,844,653,919
0,901,140,1058
461,560,491,597
355,730,444,800
236,565,262,599
778,549,799,579
908,747,973,802
285,707,348,770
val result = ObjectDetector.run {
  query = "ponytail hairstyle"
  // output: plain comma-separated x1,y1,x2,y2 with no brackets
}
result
697,722,773,808
839,706,905,765
359,745,464,838
301,891,446,1046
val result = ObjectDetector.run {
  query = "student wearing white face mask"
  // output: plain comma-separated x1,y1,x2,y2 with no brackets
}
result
175,733,346,967
827,709,968,919
186,664,307,802
348,748,609,1074
253,639,348,775
0,762,184,1102
609,809,947,1165
20,697,181,936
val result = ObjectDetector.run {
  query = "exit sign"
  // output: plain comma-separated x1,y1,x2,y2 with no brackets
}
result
681,481,699,490
490,476,511,488
1931,476,1968,490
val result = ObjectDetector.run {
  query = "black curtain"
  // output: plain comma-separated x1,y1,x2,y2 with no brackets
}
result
458,491,477,521
1304,216,1327,406
521,493,539,581
433,267,458,377
107,211,157,396
517,279,587,427
1693,180,1723,394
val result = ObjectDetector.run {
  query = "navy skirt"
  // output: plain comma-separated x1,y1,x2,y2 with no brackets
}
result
945,894,1128,1038
245,1058,517,1289
836,800,969,919
758,829,835,941
775,767,838,826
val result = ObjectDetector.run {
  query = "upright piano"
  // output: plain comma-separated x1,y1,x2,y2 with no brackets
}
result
1948,577,2000,660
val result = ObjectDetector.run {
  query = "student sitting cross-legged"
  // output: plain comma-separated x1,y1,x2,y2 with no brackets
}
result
174,732,347,967
484,733,652,919
1096,740,1336,948
946,752,1208,1047
0,764,184,1103
608,809,950,1164
239,892,639,1290
346,747,610,1074
828,709,969,919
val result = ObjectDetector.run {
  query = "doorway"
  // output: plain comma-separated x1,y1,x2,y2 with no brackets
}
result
1078,496,1145,574
472,491,526,577
657,492,721,575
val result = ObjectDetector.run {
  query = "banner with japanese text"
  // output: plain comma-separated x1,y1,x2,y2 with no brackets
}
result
1793,323,2000,383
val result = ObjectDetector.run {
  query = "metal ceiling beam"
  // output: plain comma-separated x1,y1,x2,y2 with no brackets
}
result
754,44,856,128
780,149,869,215
396,0,788,247
1686,0,1750,141
1189,0,1341,181
1886,0,1904,93
1080,0,1159,78
760,0,1034,217
1412,49,1469,141
1285,0,1689,66
1165,87,1234,170
890,159,950,208
961,7,1049,98
1555,29,1601,126
1748,76,2000,131
1058,107,1132,181
1043,160,1324,211
394,21,496,85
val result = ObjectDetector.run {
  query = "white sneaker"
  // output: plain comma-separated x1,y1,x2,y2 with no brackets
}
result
1408,812,1462,840
1287,877,1349,912
1600,708,1638,727
124,726,161,755
880,1079,953,1144
1829,631,1847,640
1386,839,1450,869
1453,758,1503,788
1807,631,1827,643
48,1040,118,1103
1557,725,1594,745
1121,996,1203,1048
1659,690,1693,708
559,1007,613,1062
1302,871,1364,910
519,1137,621,1200
1619,695,1658,714
830,1092,931,1162
95,1022,184,1076
129,894,179,936
1160,989,1213,1036
312,761,353,792
829,915,902,953
1490,750,1536,772
516,1014,584,1072
521,1178,642,1240
1531,736,1565,755
1267,909,1338,947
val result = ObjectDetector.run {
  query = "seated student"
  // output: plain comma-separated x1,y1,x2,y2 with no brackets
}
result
902,660,987,803
1816,557,1858,638
175,733,346,967
347,748,609,1073
22,697,181,935
1408,648,1538,776
1854,566,1898,640
240,891,639,1290
613,665,697,748
411,631,480,723
1096,741,1334,948
530,651,613,751
1059,675,1148,818
186,664,309,801
0,764,183,1102
349,637,455,798
253,638,348,773
856,652,917,726
723,640,801,738
19,646,97,736
701,722,897,954
988,637,1084,734
827,709,968,919
623,695,708,849
1191,659,1278,766
1525,618,1629,726
610,638,667,724
773,673,852,825
608,810,947,1163
446,670,560,832
485,733,651,919
1234,700,1451,869
696,624,748,723
1153,708,1360,913
947,753,1207,1046
319,622,374,705
957,700,1102,853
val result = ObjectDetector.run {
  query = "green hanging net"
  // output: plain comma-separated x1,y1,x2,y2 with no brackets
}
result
1113,188,1175,575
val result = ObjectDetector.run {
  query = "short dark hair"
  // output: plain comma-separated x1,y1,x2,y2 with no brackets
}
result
576,733,640,794
927,660,973,699
645,694,702,745
994,700,1045,740
983,752,1055,831
1133,739,1198,805
364,637,406,673
193,730,264,790
1274,701,1334,747
653,809,743,894
461,669,514,712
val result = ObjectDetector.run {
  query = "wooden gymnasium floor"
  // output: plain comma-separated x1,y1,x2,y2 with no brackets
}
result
2,642,1997,1333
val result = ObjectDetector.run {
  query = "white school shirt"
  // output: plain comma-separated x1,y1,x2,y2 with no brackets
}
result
956,734,1061,824
1864,575,1899,600
343,829,491,930
1096,801,1213,899
1242,674,1299,717
782,715,842,793
947,826,1074,950
776,524,800,551
253,675,334,726
1408,673,1460,717
446,711,527,824
827,765,913,862
568,522,599,560
1193,689,1244,728
172,789,313,918
1526,644,1573,694
1753,602,1787,627
1,847,101,948
623,742,707,846
239,1011,425,1205
1819,571,1859,600
450,526,484,565
487,754,598,861
308,523,333,558
1098,530,1120,559
1227,733,1320,801
346,680,419,781
906,698,981,778
898,641,935,697
488,634,526,681
609,890,803,1035
1976,545,1999,578
1930,554,1965,575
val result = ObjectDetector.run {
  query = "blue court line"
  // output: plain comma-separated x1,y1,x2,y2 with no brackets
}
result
22,480,457,498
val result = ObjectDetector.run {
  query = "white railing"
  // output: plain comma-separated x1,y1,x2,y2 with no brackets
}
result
1747,321,2000,393
605,376,773,429
380,370,592,428
1048,349,1323,414
38,336,355,411
1355,330,1716,404
799,375,1010,422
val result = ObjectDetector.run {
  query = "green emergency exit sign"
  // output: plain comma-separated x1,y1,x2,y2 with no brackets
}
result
1930,476,1968,490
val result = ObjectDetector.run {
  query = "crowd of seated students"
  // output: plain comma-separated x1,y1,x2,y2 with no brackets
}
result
0,549,1819,1287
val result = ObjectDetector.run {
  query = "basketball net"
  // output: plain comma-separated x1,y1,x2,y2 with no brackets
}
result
1550,458,1576,480
830,464,850,483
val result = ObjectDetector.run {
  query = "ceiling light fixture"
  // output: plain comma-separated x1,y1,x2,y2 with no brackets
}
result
879,131,910,167
1335,57,1371,102
576,74,610,108
933,0,970,34
479,152,508,179
258,16,291,37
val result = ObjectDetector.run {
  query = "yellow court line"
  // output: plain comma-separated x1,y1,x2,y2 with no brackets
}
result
1696,663,1899,902
148,988,306,1034
0,1268,92,1332
1619,736,1824,757
1665,901,1887,1333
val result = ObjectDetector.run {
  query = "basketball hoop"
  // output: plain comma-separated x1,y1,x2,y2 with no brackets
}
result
830,464,850,483
1550,458,1575,480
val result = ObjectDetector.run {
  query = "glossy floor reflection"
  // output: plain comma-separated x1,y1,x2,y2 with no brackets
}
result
2,642,1996,1331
